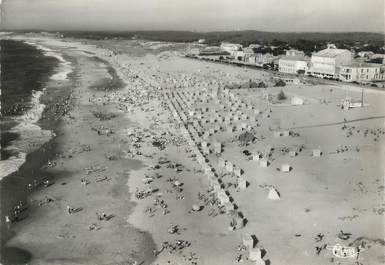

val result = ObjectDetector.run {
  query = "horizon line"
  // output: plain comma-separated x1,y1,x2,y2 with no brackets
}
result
1,28,385,35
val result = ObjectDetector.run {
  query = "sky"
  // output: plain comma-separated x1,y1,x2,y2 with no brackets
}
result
1,0,384,32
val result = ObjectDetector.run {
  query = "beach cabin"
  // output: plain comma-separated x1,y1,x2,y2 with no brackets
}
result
313,149,322,157
212,183,221,192
218,191,230,204
289,150,297,157
252,153,261,161
218,157,226,168
224,202,234,213
273,131,282,138
234,168,242,177
249,248,262,261
237,178,247,189
242,233,254,249
281,163,291,172
282,130,290,137
226,161,234,172
259,159,269,168
214,142,222,154
204,166,212,175
202,146,210,154
230,212,244,230
227,126,234,133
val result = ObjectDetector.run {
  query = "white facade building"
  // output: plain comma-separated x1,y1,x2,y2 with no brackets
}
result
307,47,352,78
278,56,310,74
286,49,305,57
248,53,275,65
220,42,243,57
339,63,385,83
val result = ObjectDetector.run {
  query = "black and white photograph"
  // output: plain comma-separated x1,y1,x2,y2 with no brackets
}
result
0,1,384,264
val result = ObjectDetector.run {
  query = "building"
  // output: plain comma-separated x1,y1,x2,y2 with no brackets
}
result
278,56,310,74
339,63,385,83
198,46,230,56
248,53,275,65
368,54,385,64
220,42,243,57
307,47,352,78
243,47,258,62
357,51,374,58
233,50,245,61
286,49,305,57
248,44,262,49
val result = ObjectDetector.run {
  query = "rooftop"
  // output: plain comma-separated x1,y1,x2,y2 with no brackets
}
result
279,56,310,62
342,62,382,68
314,48,351,58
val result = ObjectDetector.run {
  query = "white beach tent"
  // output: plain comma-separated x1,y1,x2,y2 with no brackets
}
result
268,187,280,200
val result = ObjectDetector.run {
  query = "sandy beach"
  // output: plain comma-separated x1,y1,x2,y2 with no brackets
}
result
1,33,384,265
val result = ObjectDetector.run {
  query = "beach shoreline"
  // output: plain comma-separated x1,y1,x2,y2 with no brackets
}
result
1,37,157,265
1,33,384,265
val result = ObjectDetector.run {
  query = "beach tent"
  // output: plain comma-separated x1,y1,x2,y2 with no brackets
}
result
268,187,280,200
289,151,297,157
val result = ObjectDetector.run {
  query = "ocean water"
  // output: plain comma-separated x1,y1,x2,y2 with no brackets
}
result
0,39,71,180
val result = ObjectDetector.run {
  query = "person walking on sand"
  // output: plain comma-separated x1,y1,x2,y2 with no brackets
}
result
67,205,72,214
5,216,11,228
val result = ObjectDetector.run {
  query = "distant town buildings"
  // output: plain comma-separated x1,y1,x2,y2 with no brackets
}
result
220,42,243,57
307,46,352,78
357,51,374,58
286,49,305,57
339,63,385,83
249,53,275,65
278,56,310,74
186,40,385,85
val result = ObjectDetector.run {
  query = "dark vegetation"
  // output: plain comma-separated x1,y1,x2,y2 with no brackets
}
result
14,30,385,56
277,90,287,100
55,30,385,55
